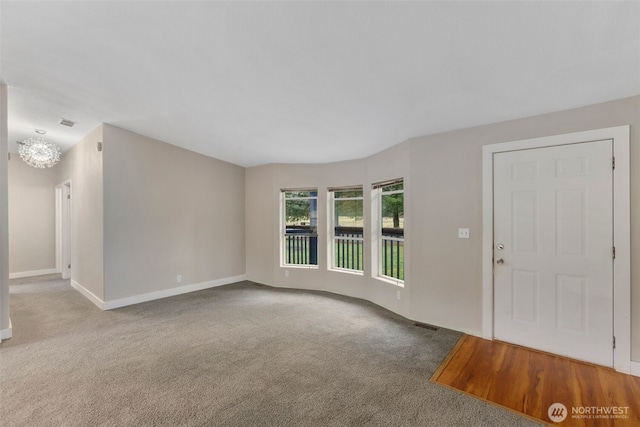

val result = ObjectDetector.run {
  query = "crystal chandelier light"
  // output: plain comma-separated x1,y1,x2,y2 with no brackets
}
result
18,137,62,168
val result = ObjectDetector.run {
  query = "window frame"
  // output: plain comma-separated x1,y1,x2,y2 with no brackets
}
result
328,186,364,274
280,188,319,268
372,179,405,286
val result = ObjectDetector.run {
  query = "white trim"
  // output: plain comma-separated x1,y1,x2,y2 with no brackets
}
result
612,127,632,374
102,275,247,310
72,275,247,310
327,186,365,273
9,268,57,279
280,265,318,270
55,186,62,273
328,267,364,277
374,275,404,288
0,318,12,340
280,189,320,268
71,279,104,309
370,186,380,280
482,125,631,373
59,181,71,280
372,180,405,285
631,361,640,378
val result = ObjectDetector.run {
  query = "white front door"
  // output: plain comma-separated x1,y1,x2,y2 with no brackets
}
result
493,140,614,367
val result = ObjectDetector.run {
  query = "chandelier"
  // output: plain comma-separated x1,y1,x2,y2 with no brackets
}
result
18,137,62,168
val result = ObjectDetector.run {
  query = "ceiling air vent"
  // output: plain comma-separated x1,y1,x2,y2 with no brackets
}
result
59,118,76,127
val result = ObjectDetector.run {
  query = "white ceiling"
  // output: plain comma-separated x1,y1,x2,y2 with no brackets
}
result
1,1,639,167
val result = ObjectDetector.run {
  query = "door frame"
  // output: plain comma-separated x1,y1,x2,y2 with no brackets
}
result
482,125,630,373
55,180,71,280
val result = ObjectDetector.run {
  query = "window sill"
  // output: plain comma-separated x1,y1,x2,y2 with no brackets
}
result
374,275,404,288
281,265,319,270
329,268,364,276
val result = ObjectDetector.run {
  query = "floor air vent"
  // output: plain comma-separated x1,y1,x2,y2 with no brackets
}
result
414,322,438,331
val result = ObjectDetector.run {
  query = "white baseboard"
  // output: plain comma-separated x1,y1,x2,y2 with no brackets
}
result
70,279,105,310
102,274,246,310
631,361,640,378
69,275,247,311
10,268,57,279
0,318,13,340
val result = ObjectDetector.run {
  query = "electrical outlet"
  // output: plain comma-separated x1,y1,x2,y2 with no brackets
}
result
397,290,401,300
285,270,289,277
458,228,470,239
177,274,182,283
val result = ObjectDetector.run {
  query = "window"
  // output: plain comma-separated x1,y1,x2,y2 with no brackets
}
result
374,179,404,283
329,186,363,273
282,189,318,266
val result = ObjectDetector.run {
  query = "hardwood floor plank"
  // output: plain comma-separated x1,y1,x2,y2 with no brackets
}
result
542,353,573,423
430,335,466,381
522,350,545,416
431,335,640,426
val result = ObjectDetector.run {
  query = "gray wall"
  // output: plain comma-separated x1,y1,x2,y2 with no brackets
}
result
6,122,246,305
102,125,246,301
8,156,57,274
56,125,105,300
245,95,640,361
0,83,9,336
408,96,640,343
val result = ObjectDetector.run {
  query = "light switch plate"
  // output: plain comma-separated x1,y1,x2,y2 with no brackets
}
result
458,228,470,239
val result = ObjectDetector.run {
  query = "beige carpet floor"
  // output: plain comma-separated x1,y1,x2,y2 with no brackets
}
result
0,275,541,426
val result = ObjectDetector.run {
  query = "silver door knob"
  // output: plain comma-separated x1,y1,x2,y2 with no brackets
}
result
496,258,504,264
